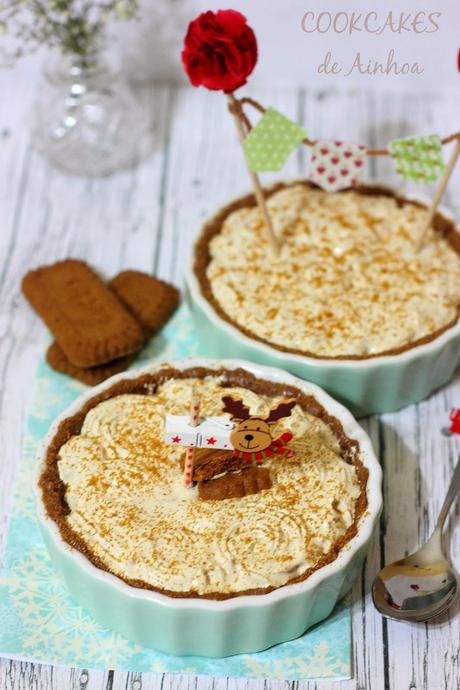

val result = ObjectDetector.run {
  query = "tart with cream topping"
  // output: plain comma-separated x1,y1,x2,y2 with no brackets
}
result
194,182,460,359
40,366,368,599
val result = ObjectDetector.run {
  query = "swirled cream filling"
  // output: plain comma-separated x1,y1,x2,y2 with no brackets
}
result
205,185,460,357
58,376,362,595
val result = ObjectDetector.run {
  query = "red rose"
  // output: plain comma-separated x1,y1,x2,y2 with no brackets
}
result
181,9,258,93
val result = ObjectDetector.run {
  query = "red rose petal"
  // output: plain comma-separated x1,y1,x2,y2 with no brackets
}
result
181,10,258,93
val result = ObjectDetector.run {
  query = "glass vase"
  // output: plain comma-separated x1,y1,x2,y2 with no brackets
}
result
31,51,153,176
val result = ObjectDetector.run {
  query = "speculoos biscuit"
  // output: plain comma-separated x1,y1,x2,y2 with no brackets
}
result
109,270,179,335
198,466,272,500
46,342,133,385
22,260,145,367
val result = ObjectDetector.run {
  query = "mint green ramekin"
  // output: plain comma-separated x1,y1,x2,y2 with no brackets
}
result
186,185,460,417
35,358,382,657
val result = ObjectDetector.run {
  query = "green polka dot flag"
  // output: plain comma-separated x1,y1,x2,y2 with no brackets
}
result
243,108,307,172
389,134,445,183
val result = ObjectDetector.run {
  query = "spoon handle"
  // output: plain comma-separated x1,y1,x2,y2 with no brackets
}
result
436,454,460,531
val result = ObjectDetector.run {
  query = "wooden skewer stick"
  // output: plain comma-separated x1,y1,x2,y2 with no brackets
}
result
227,93,280,256
417,139,460,252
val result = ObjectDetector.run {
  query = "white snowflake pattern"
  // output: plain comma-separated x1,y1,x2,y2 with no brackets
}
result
11,459,36,519
148,660,197,674
3,547,142,667
22,431,40,461
1,314,351,678
63,378,87,394
241,640,350,679
139,307,200,364
29,377,67,420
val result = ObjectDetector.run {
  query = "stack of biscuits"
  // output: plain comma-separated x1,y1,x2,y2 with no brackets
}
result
22,259,179,385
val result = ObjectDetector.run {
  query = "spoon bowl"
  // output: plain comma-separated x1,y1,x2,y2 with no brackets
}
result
372,552,458,622
372,456,460,623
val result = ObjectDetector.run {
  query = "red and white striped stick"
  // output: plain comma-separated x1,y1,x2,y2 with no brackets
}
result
183,389,201,488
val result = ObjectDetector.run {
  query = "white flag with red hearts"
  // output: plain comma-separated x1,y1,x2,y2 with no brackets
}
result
309,140,366,192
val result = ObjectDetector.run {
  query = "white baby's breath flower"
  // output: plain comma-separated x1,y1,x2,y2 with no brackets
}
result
113,0,135,21
99,8,110,24
0,0,138,63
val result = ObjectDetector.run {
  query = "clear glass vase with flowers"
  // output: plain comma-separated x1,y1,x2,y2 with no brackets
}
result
1,1,152,176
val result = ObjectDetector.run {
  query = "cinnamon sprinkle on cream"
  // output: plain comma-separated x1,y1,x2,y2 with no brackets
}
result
205,185,460,357
57,376,362,596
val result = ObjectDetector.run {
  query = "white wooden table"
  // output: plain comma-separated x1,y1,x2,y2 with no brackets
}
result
1,60,460,689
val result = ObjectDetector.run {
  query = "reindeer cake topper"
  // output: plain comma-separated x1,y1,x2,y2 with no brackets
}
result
164,394,296,498
222,396,296,461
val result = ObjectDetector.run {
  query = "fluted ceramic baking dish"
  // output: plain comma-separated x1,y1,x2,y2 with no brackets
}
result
186,183,460,416
35,358,382,657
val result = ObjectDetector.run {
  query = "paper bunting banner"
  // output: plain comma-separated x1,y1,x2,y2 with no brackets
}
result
309,140,367,192
243,108,307,172
389,134,445,183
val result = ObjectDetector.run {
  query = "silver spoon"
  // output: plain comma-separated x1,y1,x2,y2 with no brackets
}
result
372,455,460,623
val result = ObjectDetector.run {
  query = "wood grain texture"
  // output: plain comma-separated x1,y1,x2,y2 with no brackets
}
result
1,65,460,689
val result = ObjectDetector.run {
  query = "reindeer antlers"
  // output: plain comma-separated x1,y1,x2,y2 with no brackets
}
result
265,400,296,424
222,396,251,420
222,396,296,423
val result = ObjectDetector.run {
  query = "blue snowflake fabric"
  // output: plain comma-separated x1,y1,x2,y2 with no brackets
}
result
0,306,352,679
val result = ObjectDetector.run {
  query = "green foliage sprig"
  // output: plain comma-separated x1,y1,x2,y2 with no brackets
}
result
0,0,138,62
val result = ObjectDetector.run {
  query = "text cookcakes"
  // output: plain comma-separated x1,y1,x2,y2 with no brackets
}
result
199,184,460,358
41,368,368,599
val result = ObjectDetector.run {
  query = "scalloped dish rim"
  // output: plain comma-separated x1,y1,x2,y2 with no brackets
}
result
35,357,383,610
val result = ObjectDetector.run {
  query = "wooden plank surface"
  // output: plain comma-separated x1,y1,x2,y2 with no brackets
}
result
1,63,460,689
